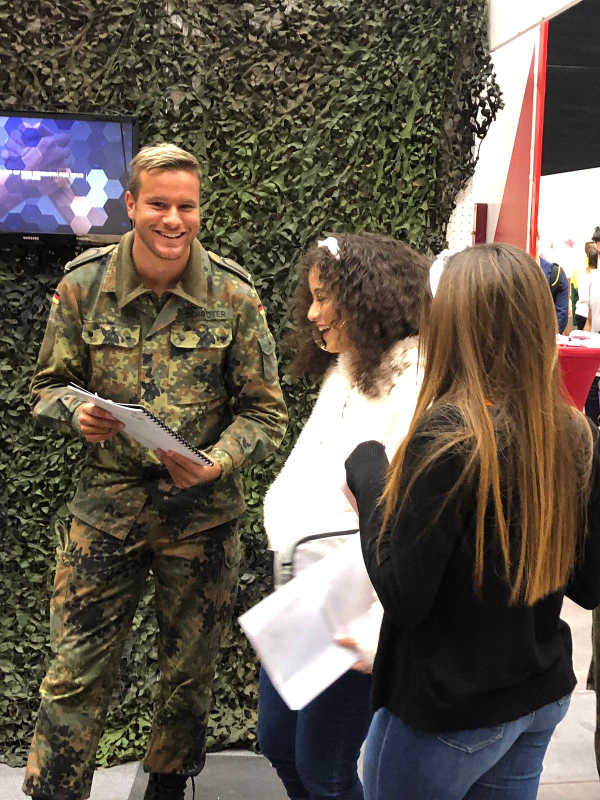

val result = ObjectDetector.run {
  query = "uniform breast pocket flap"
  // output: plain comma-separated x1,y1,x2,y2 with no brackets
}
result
170,322,232,350
82,322,140,348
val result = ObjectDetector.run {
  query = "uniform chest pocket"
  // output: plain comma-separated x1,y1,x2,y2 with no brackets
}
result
169,322,232,405
82,322,140,395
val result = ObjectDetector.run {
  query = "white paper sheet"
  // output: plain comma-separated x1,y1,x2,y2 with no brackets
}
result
65,383,212,465
239,536,376,709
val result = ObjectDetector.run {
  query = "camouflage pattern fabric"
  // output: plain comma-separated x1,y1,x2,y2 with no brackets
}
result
30,231,288,539
23,511,240,800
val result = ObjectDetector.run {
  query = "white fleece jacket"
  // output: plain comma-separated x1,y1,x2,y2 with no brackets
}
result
263,338,421,665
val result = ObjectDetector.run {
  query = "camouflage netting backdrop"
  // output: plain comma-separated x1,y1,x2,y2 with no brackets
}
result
0,0,500,765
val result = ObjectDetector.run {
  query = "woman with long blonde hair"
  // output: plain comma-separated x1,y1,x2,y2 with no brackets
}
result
345,243,600,799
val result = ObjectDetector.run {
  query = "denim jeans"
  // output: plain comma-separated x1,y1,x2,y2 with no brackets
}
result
363,695,571,800
258,666,372,799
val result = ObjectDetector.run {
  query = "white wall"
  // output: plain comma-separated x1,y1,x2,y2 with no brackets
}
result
447,25,539,250
446,0,587,252
538,169,600,276
472,28,537,227
489,0,583,51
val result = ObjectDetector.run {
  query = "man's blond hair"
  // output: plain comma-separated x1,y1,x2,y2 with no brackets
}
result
127,143,202,198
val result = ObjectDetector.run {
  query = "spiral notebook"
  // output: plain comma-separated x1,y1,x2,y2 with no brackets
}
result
66,384,213,466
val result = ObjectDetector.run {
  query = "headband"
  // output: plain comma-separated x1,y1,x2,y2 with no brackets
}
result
317,236,340,260
429,249,453,297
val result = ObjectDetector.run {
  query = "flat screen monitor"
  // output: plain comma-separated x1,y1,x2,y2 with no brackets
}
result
0,110,138,241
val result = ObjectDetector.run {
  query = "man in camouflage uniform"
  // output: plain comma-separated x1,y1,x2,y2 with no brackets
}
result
23,144,288,800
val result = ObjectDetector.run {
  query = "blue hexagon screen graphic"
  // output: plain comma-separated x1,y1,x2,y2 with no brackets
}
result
0,112,137,237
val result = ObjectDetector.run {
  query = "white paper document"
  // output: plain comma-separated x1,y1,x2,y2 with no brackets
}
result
65,383,213,466
239,536,377,709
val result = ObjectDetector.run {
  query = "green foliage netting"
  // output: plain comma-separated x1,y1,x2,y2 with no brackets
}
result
0,0,500,766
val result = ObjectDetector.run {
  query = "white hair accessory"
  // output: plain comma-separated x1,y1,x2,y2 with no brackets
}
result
429,249,453,298
317,236,340,260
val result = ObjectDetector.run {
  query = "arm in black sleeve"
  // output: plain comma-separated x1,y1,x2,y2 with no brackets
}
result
567,423,600,608
345,436,465,629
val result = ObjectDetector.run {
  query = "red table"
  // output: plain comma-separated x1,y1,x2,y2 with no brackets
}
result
557,343,600,410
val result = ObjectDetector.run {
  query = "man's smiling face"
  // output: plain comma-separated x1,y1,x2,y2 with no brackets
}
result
125,168,201,273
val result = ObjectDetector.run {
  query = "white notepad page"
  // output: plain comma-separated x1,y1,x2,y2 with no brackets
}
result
239,536,376,709
65,384,213,466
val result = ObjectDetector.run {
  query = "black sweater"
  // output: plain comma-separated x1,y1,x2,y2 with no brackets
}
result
345,427,600,733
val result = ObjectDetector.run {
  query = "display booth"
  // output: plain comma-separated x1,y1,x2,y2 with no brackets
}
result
445,0,600,408
449,0,599,260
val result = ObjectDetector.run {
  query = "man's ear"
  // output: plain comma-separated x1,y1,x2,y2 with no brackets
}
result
125,190,136,221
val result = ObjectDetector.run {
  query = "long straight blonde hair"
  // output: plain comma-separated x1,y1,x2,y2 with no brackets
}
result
381,243,593,605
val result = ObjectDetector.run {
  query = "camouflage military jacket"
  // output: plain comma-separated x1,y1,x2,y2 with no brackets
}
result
31,232,288,539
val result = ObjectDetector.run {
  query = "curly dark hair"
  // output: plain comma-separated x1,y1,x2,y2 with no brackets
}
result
286,232,432,396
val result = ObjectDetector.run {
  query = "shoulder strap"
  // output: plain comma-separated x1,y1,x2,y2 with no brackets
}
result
206,250,254,286
64,244,117,274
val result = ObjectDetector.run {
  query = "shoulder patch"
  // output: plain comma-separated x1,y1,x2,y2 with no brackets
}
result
64,244,117,274
207,250,254,286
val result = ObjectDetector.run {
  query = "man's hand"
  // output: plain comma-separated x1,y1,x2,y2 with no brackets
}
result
76,402,124,443
157,449,223,488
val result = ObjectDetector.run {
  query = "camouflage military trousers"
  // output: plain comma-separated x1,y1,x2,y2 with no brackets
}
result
23,504,240,800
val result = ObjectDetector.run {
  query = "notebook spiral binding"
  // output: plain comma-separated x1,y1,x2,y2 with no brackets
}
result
65,384,214,467
144,408,213,466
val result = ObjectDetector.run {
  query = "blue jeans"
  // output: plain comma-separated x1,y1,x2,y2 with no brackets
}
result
363,696,571,800
258,666,372,799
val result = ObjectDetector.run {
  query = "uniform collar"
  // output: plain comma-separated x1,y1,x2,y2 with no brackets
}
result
102,231,209,309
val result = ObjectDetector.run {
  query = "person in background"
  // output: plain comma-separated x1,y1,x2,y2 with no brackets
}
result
584,227,600,779
259,233,431,800
574,239,599,329
23,143,288,800
346,243,600,800
584,250,600,424
539,249,569,333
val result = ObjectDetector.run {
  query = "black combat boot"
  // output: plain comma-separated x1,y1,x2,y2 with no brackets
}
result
143,772,190,800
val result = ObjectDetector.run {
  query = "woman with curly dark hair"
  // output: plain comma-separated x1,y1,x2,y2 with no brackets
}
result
258,232,431,800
